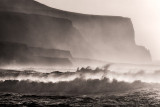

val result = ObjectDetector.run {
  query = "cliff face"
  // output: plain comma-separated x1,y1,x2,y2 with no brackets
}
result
0,42,72,66
0,0,151,63
0,11,93,58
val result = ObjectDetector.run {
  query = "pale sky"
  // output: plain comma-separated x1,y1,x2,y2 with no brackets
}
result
36,0,160,60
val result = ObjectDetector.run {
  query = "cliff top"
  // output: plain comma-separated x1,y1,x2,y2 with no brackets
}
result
0,0,129,19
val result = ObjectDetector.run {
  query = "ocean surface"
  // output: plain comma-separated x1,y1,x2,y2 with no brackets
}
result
0,63,160,106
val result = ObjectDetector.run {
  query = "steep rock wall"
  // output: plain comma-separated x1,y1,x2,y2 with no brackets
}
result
0,0,151,63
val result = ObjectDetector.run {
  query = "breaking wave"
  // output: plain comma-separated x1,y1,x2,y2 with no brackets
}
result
0,63,160,95
1,64,160,83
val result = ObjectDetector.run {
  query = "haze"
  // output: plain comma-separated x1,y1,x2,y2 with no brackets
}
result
36,0,160,61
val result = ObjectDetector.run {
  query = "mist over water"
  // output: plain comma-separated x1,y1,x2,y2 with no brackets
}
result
1,63,160,83
108,64,160,83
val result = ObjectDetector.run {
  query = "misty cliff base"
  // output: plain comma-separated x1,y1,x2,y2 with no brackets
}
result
0,41,107,67
0,41,72,66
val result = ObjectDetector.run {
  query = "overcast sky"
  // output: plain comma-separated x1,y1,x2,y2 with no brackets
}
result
36,0,160,60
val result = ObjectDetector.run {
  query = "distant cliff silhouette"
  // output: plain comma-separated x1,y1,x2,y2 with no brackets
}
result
0,0,151,63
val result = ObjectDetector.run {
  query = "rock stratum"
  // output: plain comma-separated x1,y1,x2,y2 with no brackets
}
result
0,0,151,64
